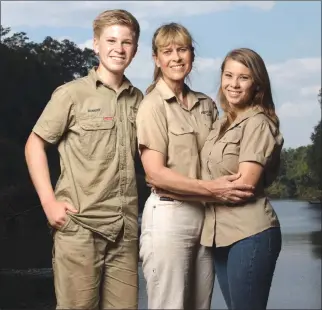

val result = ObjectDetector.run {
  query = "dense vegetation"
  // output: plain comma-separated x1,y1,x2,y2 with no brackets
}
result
267,89,321,200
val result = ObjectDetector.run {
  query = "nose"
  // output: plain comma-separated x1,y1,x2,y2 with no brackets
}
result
114,42,125,53
231,77,240,88
172,50,181,61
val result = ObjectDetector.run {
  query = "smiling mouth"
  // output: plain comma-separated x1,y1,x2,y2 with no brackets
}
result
228,90,242,95
170,64,185,69
110,56,125,61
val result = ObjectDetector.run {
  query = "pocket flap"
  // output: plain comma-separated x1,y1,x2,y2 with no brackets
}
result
169,124,194,135
79,118,115,131
220,130,241,143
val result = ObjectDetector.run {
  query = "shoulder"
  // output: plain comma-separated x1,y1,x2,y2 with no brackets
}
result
245,113,279,136
131,86,144,99
140,88,165,109
52,75,90,98
190,89,217,108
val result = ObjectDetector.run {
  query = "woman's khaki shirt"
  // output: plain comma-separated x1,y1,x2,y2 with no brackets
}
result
136,79,218,179
200,107,284,247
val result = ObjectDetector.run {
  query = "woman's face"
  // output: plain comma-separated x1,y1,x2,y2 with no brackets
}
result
221,58,256,111
154,42,192,86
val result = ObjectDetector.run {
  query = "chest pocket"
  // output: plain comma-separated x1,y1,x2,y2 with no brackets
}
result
79,117,116,160
216,129,242,163
169,124,197,156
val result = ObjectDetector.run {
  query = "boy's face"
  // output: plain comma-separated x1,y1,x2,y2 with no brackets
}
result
93,25,137,76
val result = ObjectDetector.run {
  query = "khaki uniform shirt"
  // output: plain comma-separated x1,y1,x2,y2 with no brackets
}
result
33,68,143,241
200,106,283,247
136,78,218,179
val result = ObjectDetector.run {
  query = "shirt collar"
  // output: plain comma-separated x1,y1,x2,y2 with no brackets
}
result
88,67,133,94
155,78,209,108
218,106,265,132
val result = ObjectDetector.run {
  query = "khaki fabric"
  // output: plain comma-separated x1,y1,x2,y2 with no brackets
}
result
33,68,143,241
200,106,283,247
53,221,138,309
136,78,218,179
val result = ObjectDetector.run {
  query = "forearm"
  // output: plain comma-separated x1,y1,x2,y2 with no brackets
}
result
147,166,212,196
25,133,56,208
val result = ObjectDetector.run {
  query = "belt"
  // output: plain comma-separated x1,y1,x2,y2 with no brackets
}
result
159,196,174,202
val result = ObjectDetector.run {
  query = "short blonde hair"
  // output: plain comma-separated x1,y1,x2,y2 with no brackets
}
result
93,9,140,43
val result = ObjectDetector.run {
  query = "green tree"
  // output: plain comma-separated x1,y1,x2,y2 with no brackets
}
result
307,89,322,193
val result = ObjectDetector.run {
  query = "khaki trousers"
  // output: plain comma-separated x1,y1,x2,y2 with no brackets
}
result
139,193,214,309
52,219,138,310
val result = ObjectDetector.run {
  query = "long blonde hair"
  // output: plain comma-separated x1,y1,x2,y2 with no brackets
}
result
218,48,279,128
146,23,195,94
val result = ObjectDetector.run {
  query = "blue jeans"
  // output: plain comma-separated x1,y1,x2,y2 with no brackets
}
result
214,227,282,310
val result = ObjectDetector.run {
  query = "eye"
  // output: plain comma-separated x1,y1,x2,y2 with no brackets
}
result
163,50,171,55
107,39,116,44
240,76,249,80
180,47,187,52
224,73,232,78
123,41,132,45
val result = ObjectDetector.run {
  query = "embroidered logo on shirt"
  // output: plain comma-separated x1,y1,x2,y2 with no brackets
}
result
201,110,212,116
88,108,101,112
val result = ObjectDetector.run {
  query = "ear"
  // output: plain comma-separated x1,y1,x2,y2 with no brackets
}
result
132,43,138,58
153,54,160,68
93,37,99,55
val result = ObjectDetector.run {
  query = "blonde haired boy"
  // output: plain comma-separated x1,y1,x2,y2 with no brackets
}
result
25,9,143,309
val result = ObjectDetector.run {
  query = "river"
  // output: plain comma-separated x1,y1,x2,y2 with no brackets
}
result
0,200,321,309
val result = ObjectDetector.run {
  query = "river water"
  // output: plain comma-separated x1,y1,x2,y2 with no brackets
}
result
1,200,321,309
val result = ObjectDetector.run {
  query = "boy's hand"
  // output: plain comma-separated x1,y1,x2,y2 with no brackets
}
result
42,200,78,229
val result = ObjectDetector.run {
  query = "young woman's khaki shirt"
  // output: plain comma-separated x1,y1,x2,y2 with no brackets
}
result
136,79,218,179
200,107,284,247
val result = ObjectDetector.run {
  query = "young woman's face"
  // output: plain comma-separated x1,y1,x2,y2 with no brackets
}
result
154,43,192,85
221,58,256,111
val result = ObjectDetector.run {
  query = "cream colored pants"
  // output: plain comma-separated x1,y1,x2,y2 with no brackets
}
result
139,192,214,309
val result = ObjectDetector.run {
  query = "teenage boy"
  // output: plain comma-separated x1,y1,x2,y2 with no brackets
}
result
25,9,143,310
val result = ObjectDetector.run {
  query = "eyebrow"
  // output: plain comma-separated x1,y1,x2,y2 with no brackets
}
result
104,36,133,41
223,70,251,76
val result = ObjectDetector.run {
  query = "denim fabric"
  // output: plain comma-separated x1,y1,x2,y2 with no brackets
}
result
214,227,282,310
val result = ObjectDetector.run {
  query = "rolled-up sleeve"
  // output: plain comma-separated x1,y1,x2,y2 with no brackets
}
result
32,86,75,144
136,96,168,156
239,119,283,167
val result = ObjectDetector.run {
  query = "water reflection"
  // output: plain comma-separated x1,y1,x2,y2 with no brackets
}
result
0,200,321,309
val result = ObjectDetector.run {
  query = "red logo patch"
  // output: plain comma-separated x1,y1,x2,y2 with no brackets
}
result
103,116,113,121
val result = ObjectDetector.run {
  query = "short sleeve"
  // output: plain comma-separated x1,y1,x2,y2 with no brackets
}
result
32,86,75,144
136,96,168,156
239,119,283,167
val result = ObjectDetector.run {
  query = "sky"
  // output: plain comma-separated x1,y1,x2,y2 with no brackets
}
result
1,1,321,148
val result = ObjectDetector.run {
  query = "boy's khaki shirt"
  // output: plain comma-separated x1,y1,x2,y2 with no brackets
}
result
136,78,218,179
33,68,143,241
200,107,284,247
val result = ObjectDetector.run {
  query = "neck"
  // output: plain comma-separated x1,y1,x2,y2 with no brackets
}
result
163,77,185,100
229,102,251,116
96,64,124,91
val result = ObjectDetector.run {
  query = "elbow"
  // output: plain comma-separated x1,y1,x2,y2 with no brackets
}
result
145,169,165,188
25,132,46,159
25,134,33,159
